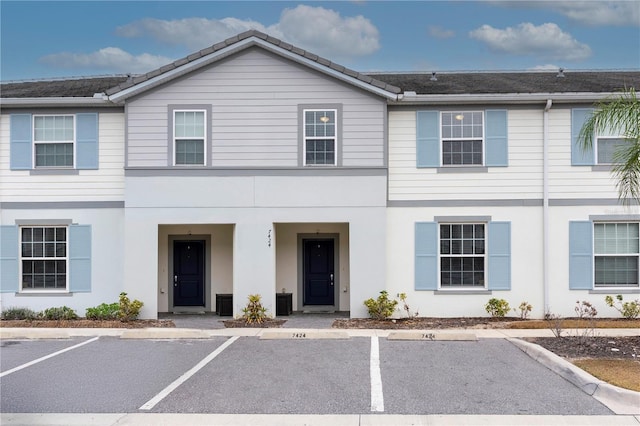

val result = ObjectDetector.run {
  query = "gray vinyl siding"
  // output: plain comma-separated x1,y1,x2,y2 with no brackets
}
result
126,48,386,168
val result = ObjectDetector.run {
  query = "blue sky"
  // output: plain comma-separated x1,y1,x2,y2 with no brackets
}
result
1,1,639,81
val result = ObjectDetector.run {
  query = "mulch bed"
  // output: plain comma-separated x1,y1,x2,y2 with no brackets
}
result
222,318,286,328
332,317,522,329
528,336,640,360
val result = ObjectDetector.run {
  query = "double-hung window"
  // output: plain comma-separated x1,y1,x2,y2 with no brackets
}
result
441,112,483,166
440,223,485,287
594,223,639,287
174,110,206,165
596,129,631,165
20,226,68,291
304,109,336,166
33,115,74,167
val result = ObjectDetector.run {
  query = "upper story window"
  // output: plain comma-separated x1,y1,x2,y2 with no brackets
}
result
174,110,206,165
33,115,74,168
20,226,68,291
440,223,485,287
304,109,337,166
594,222,639,288
441,112,483,166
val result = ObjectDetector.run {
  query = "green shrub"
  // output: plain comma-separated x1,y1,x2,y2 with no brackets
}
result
485,298,510,317
86,303,120,320
241,294,268,324
364,291,398,320
605,295,640,319
41,306,78,320
1,307,38,320
118,292,144,321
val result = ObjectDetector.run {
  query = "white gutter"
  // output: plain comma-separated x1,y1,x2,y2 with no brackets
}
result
0,96,112,108
395,92,616,105
543,99,553,314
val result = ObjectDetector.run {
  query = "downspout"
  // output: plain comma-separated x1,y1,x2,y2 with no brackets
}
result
543,99,553,314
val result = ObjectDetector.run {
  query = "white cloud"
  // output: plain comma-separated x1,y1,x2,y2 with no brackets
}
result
39,47,172,74
530,64,562,71
428,25,455,39
551,1,640,26
490,1,639,27
115,5,380,58
469,22,591,61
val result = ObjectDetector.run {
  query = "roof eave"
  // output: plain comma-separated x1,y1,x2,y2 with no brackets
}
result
393,92,618,105
0,97,114,108
108,37,399,103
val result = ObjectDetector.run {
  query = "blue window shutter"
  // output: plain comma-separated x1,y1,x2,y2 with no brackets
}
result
76,113,99,169
415,222,438,290
571,109,594,166
0,226,19,292
569,221,593,290
10,114,32,170
485,110,508,167
416,111,440,167
69,225,91,292
488,222,511,290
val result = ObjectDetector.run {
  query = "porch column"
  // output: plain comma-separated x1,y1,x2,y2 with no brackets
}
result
233,221,276,317
123,211,158,319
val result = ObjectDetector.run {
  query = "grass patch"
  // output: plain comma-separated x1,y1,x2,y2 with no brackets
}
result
573,359,640,392
507,319,640,329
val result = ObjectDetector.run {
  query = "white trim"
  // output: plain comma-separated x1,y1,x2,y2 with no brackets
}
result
437,222,488,290
32,114,76,169
593,222,640,289
396,92,622,105
18,225,69,293
173,109,207,166
440,110,485,167
0,97,111,107
303,108,338,166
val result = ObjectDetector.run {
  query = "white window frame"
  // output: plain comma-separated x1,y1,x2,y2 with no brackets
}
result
593,222,640,289
173,109,207,166
440,111,484,167
32,114,75,168
19,225,69,293
438,222,487,289
303,108,338,166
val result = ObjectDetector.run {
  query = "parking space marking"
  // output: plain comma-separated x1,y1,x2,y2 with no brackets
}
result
0,336,99,378
139,336,239,411
370,336,384,412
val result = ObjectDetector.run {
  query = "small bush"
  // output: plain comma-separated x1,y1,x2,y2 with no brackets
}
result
364,291,398,320
241,294,268,324
41,306,78,320
485,298,510,317
1,307,38,320
399,292,419,318
605,295,640,319
86,303,120,320
515,301,533,319
544,310,564,338
118,292,143,321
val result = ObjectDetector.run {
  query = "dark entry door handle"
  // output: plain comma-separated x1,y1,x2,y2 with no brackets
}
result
174,275,178,286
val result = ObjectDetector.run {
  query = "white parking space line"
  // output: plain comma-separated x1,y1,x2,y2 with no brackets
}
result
370,336,384,412
0,336,100,378
139,336,239,411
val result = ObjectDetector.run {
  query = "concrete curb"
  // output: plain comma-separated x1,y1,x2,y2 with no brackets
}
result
508,338,640,415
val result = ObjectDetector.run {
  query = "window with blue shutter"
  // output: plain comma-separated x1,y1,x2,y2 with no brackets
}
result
415,222,438,290
10,114,32,170
488,222,511,290
416,111,440,167
69,224,92,292
485,110,508,167
569,221,593,289
0,226,19,292
571,109,595,166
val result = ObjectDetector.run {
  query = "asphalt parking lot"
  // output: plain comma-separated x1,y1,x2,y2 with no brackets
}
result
0,336,613,415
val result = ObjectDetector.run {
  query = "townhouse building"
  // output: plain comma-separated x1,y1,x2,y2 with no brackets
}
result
1,30,638,319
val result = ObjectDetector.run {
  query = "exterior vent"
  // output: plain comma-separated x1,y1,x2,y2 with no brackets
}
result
430,72,437,81
556,68,565,78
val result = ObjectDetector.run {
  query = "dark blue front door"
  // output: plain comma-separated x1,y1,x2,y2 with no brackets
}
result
303,239,334,306
173,240,205,307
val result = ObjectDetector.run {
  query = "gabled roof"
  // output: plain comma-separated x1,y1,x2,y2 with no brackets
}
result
105,30,401,102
